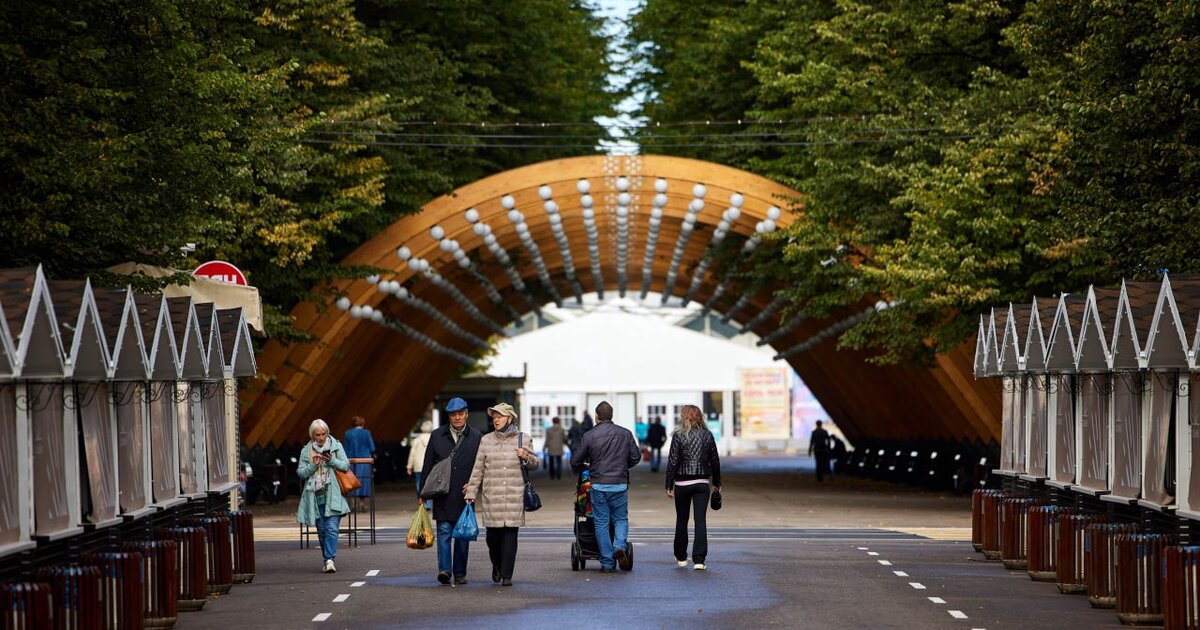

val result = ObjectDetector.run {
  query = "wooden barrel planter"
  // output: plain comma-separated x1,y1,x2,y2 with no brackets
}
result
1027,505,1073,581
156,526,208,611
124,539,179,628
1114,532,1174,625
1056,513,1109,594
35,564,103,630
230,511,256,584
980,490,1009,561
1163,545,1200,630
82,551,145,630
183,515,234,595
1085,522,1141,609
0,582,53,630
1000,497,1045,570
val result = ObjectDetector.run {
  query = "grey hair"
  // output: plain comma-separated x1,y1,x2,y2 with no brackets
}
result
308,418,330,439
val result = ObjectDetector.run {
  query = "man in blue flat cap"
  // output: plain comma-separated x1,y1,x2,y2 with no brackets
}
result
420,397,482,585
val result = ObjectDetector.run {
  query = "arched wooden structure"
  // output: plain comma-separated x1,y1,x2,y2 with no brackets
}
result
241,155,1000,446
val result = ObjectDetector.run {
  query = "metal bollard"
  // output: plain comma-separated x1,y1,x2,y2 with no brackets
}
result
1056,513,1109,594
81,551,145,630
35,564,103,630
1027,505,1074,581
0,582,53,630
1000,497,1045,570
1163,545,1200,630
156,526,208,611
123,539,179,628
1085,522,1141,609
1114,532,1174,625
230,511,256,584
183,515,234,595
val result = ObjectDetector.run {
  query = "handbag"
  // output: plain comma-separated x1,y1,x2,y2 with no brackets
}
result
710,487,722,511
419,438,459,500
518,433,542,512
452,504,479,541
335,467,363,495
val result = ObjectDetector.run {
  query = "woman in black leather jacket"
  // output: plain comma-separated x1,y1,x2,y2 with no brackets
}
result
665,405,721,570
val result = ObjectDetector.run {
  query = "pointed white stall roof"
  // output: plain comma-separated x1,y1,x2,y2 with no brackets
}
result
999,303,1031,373
1163,276,1200,370
135,293,180,381
0,300,15,379
1046,293,1085,371
984,308,1006,376
194,302,226,380
50,280,112,381
1110,280,1160,370
1141,276,1191,369
1077,286,1117,371
973,315,987,378
167,297,206,380
486,311,781,392
6,266,67,378
218,307,257,377
94,287,149,380
1023,297,1056,372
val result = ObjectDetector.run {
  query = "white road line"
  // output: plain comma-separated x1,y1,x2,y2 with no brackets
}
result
878,560,892,566
948,610,968,619
366,570,380,577
858,547,869,550
313,613,332,622
351,581,366,587
909,582,926,590
333,594,350,603
928,597,946,604
867,551,880,556
893,571,909,577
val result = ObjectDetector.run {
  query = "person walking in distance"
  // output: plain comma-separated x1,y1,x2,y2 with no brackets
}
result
420,398,482,586
665,405,721,571
463,403,540,586
343,415,376,513
571,401,641,573
544,417,566,480
296,419,351,573
407,420,433,508
809,420,832,482
646,416,667,473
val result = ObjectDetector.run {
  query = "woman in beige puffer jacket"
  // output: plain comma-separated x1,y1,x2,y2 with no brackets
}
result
464,402,540,586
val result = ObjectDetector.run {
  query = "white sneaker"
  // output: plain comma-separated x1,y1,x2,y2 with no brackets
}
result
323,559,336,573
676,560,688,567
693,563,706,571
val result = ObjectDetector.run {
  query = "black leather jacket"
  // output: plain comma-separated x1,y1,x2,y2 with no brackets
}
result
665,428,721,488
570,421,640,484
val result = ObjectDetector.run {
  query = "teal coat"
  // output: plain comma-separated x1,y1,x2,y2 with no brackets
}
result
296,436,351,525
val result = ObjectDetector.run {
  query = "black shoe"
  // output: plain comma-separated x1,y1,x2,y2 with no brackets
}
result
454,577,468,585
437,571,451,585
614,547,631,571
599,567,615,574
501,578,513,586
492,565,501,583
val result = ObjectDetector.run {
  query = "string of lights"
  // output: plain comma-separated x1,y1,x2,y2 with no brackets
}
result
299,133,994,150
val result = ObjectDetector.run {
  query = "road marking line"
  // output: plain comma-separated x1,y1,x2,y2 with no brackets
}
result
366,570,380,577
313,613,332,622
858,547,869,550
868,551,880,556
928,597,945,604
333,594,350,603
878,560,892,566
893,571,909,577
351,581,365,587
949,610,968,619
909,582,926,590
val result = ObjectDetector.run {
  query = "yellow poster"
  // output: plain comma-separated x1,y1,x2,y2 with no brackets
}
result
739,367,791,439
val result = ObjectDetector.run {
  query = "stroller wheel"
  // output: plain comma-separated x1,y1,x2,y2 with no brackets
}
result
571,543,581,571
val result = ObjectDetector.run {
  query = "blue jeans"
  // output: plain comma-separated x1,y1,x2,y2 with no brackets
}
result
436,520,470,579
316,503,341,561
591,489,629,569
650,448,662,472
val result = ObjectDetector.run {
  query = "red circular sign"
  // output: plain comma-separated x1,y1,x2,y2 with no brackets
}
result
193,260,248,285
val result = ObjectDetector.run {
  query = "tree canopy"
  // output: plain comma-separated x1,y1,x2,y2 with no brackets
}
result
628,0,1200,364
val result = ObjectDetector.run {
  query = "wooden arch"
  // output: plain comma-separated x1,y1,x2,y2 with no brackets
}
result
242,155,1000,446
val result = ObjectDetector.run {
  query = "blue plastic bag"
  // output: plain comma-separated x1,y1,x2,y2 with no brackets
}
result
452,503,478,541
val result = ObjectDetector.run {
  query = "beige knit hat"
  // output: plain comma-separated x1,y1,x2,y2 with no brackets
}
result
486,402,518,421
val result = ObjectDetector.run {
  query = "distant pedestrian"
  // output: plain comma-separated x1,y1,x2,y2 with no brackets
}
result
464,402,540,586
343,415,376,513
296,419,351,573
568,419,584,454
571,401,641,573
646,416,667,473
830,434,848,475
420,398,482,586
665,405,721,571
545,417,566,480
581,411,594,433
809,420,832,482
407,420,433,507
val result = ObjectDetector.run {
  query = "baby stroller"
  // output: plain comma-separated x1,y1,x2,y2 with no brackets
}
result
571,468,634,571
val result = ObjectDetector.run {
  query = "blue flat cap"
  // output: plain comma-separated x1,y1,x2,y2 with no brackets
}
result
445,397,468,413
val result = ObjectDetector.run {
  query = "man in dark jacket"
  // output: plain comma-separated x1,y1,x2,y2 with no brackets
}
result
571,401,641,572
809,420,831,482
420,397,482,585
646,417,667,472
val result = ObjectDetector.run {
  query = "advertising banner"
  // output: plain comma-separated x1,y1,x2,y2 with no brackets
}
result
739,367,791,439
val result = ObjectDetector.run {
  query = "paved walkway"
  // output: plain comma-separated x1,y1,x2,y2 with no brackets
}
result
176,456,1121,629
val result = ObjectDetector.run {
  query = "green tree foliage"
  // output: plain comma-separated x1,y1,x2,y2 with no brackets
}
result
629,0,1200,364
0,0,611,340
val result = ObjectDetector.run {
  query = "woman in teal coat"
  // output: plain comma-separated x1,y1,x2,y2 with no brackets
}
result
297,418,351,573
